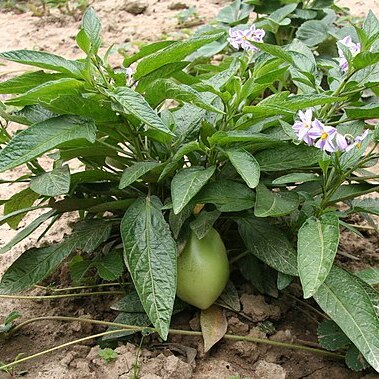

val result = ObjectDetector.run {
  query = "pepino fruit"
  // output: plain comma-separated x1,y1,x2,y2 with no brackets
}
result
176,228,229,310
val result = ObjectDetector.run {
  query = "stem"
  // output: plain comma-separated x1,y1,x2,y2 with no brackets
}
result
284,293,329,321
0,291,125,300
345,224,377,231
9,316,345,361
0,329,126,371
34,282,127,292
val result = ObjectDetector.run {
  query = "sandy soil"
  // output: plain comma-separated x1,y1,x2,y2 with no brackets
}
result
0,1,379,378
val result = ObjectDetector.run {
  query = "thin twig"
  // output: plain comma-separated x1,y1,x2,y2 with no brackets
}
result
8,316,345,361
0,291,125,300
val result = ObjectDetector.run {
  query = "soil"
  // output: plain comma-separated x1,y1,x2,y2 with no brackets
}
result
0,1,379,378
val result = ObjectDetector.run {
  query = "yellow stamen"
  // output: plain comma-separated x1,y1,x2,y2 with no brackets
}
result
321,132,328,140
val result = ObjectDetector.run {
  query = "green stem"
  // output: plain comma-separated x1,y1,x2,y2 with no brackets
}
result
34,282,127,292
9,316,345,361
0,291,125,300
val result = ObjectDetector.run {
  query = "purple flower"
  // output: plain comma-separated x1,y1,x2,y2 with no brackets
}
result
345,129,369,152
337,36,361,72
308,119,338,153
335,133,349,151
228,25,265,52
292,108,314,145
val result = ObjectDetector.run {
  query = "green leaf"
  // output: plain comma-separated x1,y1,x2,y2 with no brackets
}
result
296,20,329,47
195,180,256,212
171,166,216,215
3,188,39,229
272,173,320,185
216,281,241,312
297,214,340,299
119,162,160,189
0,116,96,172
111,290,145,312
134,31,225,80
256,145,322,171
146,79,223,113
313,266,379,372
317,320,351,351
237,217,298,276
254,184,299,217
330,183,379,203
6,78,85,107
345,345,370,371
208,131,281,147
351,198,379,216
0,220,112,294
0,210,55,254
81,7,101,53
159,141,202,182
216,0,253,25
107,87,174,137
30,165,71,196
355,267,379,286
254,42,294,64
95,250,123,281
169,204,193,240
11,104,56,125
0,71,66,94
123,40,174,67
103,312,151,340
238,254,278,297
190,210,221,240
226,149,260,189
120,196,177,340
353,52,379,70
0,50,85,78
363,10,379,39
277,272,293,290
346,103,379,119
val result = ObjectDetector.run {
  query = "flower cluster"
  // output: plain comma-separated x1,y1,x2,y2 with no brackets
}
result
227,25,265,52
292,109,369,153
337,36,361,72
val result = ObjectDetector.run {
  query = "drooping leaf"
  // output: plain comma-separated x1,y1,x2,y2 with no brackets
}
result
3,188,39,229
298,214,340,298
0,220,112,294
120,196,177,339
169,204,193,239
237,216,298,276
216,281,241,312
226,149,260,189
171,166,216,215
195,180,256,212
0,50,85,78
200,305,228,353
0,210,56,254
119,162,161,189
313,266,379,372
0,116,96,172
330,183,379,203
239,253,279,297
190,210,221,240
254,184,299,217
317,320,351,351
30,165,71,196
277,272,293,290
107,87,174,137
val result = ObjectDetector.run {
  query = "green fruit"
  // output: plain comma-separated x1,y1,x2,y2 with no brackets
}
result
176,228,229,310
